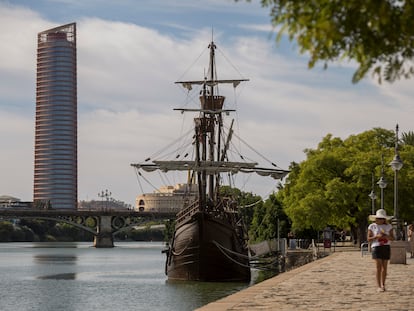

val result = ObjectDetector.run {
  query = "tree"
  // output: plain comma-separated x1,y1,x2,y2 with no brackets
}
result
220,185,263,229
401,131,414,146
277,128,414,244
248,193,290,242
249,0,414,83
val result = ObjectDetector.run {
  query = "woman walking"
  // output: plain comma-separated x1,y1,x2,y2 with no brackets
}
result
367,209,394,292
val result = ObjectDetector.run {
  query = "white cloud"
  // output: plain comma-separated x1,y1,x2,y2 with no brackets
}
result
0,4,53,72
1,2,414,205
0,111,33,200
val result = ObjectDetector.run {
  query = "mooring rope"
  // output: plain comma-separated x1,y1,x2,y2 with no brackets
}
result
171,239,194,256
212,240,252,269
212,240,280,271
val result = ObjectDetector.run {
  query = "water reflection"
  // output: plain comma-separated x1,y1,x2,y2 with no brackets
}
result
34,254,78,282
165,280,248,310
0,242,256,311
34,254,78,264
31,242,81,248
38,272,77,280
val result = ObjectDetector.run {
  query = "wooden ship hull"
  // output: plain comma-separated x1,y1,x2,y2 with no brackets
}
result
165,203,250,282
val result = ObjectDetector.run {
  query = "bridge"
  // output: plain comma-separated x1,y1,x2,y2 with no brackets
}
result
0,209,176,248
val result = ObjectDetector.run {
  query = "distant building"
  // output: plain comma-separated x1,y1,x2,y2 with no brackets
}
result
78,199,132,211
0,195,32,208
135,183,198,213
34,23,77,209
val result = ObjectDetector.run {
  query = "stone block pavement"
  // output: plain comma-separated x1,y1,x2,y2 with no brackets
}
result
195,249,413,311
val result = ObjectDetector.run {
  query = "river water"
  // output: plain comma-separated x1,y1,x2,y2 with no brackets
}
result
0,242,253,311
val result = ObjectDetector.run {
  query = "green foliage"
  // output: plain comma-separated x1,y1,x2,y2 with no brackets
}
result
249,193,290,242
164,219,175,242
244,0,414,83
220,185,263,230
401,131,414,146
14,219,93,242
0,221,36,242
19,219,50,237
397,144,414,221
48,223,94,241
278,127,414,242
0,221,16,242
125,227,165,241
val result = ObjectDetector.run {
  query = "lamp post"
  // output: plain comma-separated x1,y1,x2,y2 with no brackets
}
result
368,173,377,215
389,124,403,240
377,155,387,211
98,189,112,210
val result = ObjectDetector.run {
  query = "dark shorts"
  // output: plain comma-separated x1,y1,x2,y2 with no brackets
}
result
372,245,391,260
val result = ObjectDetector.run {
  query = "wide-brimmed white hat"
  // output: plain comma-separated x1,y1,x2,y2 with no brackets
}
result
369,209,393,221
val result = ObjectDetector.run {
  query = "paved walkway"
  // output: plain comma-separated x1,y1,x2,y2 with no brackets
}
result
195,249,413,311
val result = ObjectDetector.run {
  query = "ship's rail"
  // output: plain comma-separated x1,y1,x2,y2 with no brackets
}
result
175,199,200,224
175,197,241,225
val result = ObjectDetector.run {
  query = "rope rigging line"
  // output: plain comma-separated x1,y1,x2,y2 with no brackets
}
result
216,47,248,80
241,199,263,208
157,170,171,189
171,239,194,256
221,122,259,164
240,171,253,193
212,240,279,271
160,123,194,160
212,240,252,269
142,127,194,162
159,137,193,161
175,45,208,82
232,131,283,169
176,111,197,159
176,86,202,109
249,259,280,271
134,168,145,194
212,240,251,259
135,169,161,193
262,184,280,201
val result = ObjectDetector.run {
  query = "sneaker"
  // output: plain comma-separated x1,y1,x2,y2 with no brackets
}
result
377,287,384,292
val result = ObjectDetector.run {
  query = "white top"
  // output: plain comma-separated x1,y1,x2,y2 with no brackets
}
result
368,223,393,247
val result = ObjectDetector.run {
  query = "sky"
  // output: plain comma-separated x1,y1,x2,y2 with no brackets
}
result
1,0,413,206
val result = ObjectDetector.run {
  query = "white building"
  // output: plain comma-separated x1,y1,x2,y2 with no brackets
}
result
0,195,31,208
135,183,198,213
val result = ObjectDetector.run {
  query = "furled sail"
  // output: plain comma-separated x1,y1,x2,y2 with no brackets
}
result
176,79,249,91
131,161,288,179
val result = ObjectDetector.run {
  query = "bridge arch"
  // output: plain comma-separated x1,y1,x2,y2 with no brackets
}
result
0,209,175,247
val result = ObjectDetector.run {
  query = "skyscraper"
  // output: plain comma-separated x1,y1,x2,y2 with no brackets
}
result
34,23,77,209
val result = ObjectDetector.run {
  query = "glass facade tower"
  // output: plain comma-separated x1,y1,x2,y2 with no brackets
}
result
34,23,77,209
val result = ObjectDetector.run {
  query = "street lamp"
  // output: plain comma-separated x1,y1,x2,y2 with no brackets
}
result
389,124,403,239
377,155,387,211
368,173,377,215
98,189,112,210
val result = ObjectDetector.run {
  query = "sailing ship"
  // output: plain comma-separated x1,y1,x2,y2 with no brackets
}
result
131,40,288,282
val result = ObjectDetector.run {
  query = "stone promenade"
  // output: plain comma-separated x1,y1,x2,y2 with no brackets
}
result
196,249,413,311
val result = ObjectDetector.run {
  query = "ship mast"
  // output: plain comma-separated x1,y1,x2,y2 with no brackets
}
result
131,41,290,209
207,41,216,202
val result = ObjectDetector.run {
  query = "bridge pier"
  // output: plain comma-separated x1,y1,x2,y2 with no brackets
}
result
93,215,114,248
